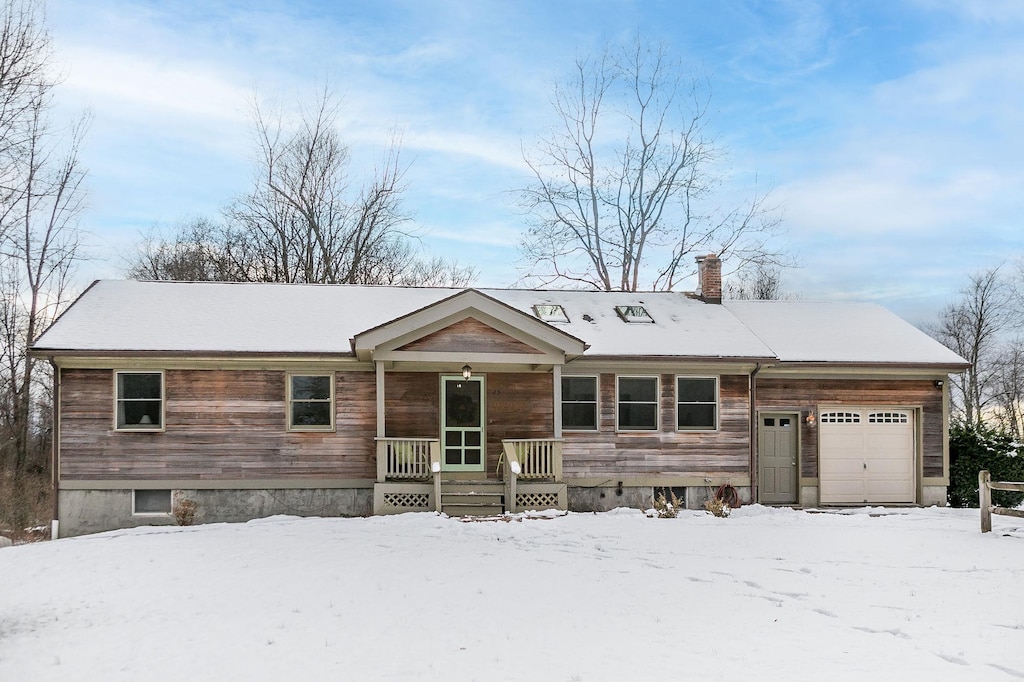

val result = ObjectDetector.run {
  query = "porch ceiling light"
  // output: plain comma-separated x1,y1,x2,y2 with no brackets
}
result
462,364,472,380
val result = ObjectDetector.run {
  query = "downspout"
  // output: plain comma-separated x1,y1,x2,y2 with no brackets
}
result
749,363,762,504
50,359,60,539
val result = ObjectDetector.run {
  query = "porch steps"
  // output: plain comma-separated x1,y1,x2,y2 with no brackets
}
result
440,481,506,517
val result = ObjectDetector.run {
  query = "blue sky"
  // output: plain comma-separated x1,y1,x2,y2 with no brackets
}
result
48,0,1024,325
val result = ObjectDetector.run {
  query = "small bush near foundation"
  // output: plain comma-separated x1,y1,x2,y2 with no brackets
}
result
703,497,730,518
651,489,683,518
173,493,199,526
948,423,1024,508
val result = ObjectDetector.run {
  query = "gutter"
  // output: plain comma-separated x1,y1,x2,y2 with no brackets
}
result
50,358,60,539
749,362,762,504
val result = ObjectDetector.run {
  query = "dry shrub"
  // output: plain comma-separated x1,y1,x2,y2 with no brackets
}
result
703,496,731,518
172,492,199,526
0,471,53,543
651,489,683,518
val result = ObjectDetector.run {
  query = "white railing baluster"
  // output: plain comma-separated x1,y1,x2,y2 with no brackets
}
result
375,437,438,481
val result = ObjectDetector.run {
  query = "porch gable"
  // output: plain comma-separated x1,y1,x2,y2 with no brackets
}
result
397,317,541,355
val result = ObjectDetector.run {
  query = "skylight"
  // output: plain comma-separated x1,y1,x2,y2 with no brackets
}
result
533,304,570,323
615,305,654,323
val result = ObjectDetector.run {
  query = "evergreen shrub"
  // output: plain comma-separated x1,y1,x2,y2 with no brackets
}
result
948,423,1024,508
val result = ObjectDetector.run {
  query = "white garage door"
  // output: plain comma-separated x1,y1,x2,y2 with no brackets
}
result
819,408,915,504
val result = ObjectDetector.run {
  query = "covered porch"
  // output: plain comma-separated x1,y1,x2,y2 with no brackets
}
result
351,289,586,517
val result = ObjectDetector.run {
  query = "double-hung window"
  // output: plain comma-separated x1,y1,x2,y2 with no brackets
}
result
676,377,718,431
115,371,164,430
562,376,598,431
617,376,659,431
288,374,334,431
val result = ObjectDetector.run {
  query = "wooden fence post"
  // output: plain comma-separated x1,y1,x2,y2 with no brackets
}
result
979,469,992,533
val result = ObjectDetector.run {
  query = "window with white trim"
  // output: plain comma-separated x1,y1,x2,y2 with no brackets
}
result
133,489,171,515
676,376,718,431
562,376,598,431
617,376,659,431
115,371,163,430
288,374,335,431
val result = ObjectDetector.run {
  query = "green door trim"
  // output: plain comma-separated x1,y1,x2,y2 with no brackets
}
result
441,375,486,472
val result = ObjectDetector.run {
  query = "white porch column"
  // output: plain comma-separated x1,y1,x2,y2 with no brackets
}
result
375,360,385,438
552,363,562,438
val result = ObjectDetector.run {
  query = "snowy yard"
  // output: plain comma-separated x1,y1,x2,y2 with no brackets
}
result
1,506,1023,681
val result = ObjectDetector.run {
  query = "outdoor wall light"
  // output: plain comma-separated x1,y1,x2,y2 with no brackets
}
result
934,380,944,389
805,412,816,428
462,364,473,380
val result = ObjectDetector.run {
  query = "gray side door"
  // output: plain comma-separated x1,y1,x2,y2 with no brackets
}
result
758,413,798,504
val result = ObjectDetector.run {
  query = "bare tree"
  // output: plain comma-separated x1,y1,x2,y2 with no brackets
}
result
990,341,1024,439
129,88,475,287
126,218,247,282
724,263,795,300
226,89,425,285
518,37,785,292
0,0,87,533
930,267,1016,425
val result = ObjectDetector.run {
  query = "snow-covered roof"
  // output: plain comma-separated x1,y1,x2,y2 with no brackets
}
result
725,300,967,365
32,280,968,367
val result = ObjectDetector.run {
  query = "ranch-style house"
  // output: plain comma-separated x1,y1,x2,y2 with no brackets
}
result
31,255,969,537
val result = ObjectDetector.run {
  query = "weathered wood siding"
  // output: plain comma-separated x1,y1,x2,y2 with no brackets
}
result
59,368,377,480
398,318,539,354
756,378,944,478
562,374,751,477
486,373,554,473
384,372,438,439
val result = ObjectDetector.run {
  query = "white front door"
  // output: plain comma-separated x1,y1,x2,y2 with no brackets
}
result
441,375,486,472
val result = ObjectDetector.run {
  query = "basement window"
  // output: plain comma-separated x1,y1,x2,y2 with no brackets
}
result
533,304,569,323
614,305,654,323
133,489,172,515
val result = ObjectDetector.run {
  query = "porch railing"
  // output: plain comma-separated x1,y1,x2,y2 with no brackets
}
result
502,439,563,514
502,439,563,480
375,438,440,483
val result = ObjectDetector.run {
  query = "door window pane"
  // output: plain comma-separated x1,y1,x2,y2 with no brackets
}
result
445,381,481,427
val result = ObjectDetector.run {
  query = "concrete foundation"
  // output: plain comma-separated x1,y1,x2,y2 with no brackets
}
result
58,488,373,538
568,484,752,513
800,486,820,508
568,485,654,513
921,485,948,507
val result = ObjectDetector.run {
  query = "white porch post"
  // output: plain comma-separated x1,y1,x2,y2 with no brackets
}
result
375,360,385,438
552,363,562,439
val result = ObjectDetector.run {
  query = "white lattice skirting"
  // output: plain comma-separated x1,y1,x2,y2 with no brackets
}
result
516,492,559,510
383,492,430,508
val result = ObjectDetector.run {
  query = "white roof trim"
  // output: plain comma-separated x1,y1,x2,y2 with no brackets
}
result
352,289,587,362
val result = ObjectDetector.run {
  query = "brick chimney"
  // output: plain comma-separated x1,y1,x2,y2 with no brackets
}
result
696,254,722,304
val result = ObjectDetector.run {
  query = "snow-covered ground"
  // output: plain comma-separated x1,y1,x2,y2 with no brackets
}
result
1,506,1023,681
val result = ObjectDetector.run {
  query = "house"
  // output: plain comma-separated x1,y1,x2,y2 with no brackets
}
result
31,256,969,537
